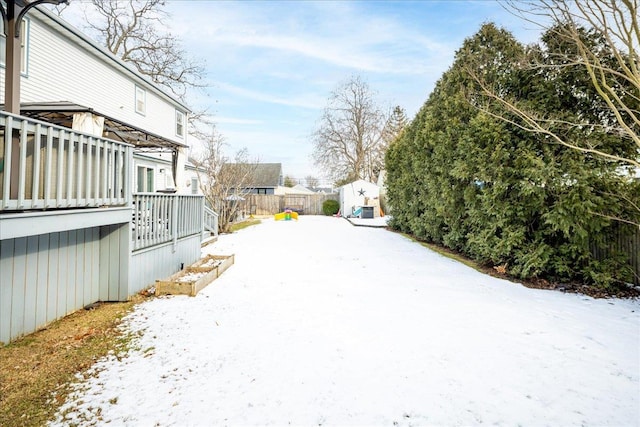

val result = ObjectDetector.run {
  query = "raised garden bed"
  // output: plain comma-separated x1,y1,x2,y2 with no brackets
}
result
155,254,234,297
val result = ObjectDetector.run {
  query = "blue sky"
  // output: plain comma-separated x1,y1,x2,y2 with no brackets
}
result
64,1,543,185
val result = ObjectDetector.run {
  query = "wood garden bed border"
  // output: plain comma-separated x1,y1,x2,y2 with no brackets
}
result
155,254,235,297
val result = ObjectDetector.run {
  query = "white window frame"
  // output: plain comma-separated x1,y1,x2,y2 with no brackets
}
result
175,110,185,138
135,86,146,115
136,166,154,192
0,18,30,74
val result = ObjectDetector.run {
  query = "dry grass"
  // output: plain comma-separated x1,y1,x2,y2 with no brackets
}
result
0,295,148,427
406,233,639,298
229,218,261,232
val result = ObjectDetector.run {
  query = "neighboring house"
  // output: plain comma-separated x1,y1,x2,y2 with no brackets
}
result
311,186,337,194
249,163,283,194
0,6,207,344
224,162,283,195
339,179,381,218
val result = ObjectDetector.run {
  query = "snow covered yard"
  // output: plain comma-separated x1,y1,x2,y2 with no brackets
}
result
51,216,640,426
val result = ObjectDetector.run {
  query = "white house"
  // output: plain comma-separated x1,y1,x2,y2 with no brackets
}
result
339,179,380,218
1,6,191,192
0,5,208,345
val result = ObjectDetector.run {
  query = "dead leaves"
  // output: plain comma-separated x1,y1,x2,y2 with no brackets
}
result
493,263,508,275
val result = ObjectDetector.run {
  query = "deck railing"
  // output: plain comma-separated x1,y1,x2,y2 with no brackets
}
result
132,193,204,251
0,111,133,211
203,205,219,237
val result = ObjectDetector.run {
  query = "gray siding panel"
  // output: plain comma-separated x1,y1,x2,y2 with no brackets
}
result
11,238,27,343
36,234,49,328
0,239,14,344
90,230,99,303
57,231,68,318
24,236,39,334
75,228,84,308
85,228,96,304
46,232,59,324
66,229,76,315
107,225,120,301
98,225,111,301
0,226,109,343
129,235,201,294
98,223,130,302
118,224,130,301
1,208,199,344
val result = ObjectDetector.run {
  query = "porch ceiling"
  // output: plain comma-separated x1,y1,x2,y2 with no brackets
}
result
11,101,186,152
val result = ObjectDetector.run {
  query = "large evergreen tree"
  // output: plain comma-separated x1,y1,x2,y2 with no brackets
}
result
386,23,637,287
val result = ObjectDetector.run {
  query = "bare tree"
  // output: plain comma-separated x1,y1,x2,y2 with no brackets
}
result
50,2,70,15
483,0,640,170
80,0,205,100
194,129,258,234
305,175,320,188
312,75,387,185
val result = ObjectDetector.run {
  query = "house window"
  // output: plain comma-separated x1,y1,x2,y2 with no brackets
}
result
135,86,146,115
137,166,154,192
0,19,29,73
191,177,199,194
175,110,185,137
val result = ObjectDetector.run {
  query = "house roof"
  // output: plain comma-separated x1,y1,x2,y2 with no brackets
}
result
251,163,282,187
14,101,186,151
240,163,282,188
219,163,282,188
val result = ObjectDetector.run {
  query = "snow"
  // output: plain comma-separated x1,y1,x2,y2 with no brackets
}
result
346,215,390,227
176,271,208,283
50,216,640,426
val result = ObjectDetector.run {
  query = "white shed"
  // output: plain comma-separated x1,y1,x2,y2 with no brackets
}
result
339,179,380,218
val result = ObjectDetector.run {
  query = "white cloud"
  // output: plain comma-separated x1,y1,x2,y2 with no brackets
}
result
214,117,264,126
170,1,452,76
212,81,324,110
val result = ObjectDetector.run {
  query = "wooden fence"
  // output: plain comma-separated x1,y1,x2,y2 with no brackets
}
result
591,224,640,286
246,193,339,216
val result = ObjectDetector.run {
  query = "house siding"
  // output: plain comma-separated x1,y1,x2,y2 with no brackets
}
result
0,227,102,345
0,8,205,345
129,234,201,295
0,8,187,146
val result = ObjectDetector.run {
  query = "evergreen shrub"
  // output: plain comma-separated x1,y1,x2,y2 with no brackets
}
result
384,23,638,289
322,199,340,216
